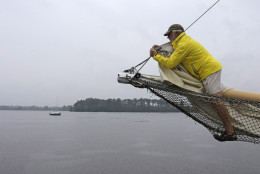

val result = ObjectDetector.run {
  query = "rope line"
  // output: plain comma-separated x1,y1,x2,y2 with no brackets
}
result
185,0,221,31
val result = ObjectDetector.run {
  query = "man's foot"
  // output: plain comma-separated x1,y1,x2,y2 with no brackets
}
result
214,131,237,142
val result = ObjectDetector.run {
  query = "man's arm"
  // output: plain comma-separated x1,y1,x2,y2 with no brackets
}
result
152,43,190,69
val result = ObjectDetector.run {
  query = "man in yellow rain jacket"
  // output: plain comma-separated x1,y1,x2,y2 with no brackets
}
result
150,24,237,141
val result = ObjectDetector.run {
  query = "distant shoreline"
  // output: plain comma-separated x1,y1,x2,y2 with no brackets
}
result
0,98,180,112
0,110,180,113
0,105,71,111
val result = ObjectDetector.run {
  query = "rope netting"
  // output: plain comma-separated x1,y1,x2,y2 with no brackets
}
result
131,77,260,144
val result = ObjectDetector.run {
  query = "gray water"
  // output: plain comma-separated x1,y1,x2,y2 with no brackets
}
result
0,111,259,174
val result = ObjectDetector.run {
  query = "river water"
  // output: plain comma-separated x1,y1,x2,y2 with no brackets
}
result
0,110,259,174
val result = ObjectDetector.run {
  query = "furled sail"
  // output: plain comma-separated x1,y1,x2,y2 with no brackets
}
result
117,42,260,144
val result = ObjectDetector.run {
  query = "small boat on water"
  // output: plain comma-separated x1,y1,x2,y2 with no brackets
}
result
49,96,61,116
49,112,61,116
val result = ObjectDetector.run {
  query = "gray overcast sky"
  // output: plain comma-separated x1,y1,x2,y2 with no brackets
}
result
1,0,260,106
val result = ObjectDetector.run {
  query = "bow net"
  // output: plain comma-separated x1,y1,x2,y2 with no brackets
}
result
130,73,260,144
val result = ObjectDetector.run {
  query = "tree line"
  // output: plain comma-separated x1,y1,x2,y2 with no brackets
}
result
72,98,179,112
0,98,180,112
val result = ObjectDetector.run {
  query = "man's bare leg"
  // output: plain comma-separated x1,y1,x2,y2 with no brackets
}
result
213,91,234,135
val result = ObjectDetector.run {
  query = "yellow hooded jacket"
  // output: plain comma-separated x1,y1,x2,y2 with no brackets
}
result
153,32,222,81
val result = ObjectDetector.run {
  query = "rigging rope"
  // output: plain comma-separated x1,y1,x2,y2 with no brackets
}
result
185,0,221,32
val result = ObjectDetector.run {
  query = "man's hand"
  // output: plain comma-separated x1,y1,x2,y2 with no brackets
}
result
150,45,159,57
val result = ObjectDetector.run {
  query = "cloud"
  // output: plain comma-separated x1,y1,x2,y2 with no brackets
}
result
0,0,260,105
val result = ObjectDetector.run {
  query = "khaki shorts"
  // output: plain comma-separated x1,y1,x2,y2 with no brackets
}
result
202,70,224,95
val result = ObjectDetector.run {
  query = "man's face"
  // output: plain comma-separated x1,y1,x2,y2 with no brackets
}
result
167,31,176,43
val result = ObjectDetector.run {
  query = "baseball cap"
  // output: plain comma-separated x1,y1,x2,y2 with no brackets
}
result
164,24,184,36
